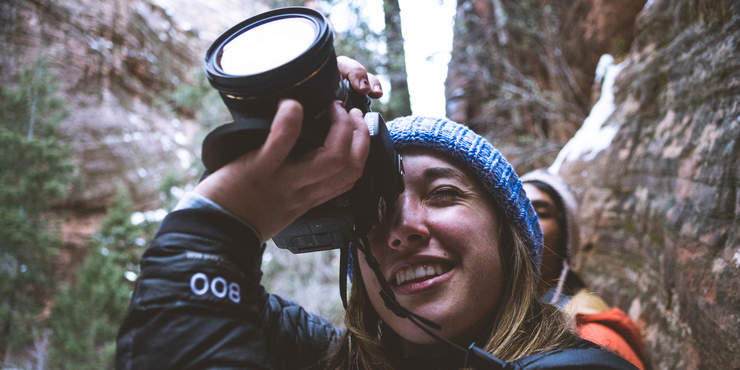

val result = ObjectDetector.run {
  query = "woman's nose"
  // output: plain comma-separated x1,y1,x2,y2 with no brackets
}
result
386,194,429,250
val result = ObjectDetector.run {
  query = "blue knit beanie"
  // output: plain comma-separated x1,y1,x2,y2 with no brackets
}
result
384,116,543,270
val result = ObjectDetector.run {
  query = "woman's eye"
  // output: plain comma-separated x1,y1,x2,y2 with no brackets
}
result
428,187,462,200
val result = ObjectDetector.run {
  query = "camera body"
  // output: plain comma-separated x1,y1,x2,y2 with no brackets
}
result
202,7,403,252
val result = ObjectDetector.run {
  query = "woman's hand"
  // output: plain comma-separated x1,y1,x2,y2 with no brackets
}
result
337,55,383,99
194,99,370,241
193,56,382,240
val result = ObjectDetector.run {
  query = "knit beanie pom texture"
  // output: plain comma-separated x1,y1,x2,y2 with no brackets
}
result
386,116,543,270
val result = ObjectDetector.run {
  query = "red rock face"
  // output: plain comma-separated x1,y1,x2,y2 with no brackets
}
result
448,0,739,368
445,0,644,171
0,0,203,211
0,0,263,218
560,1,739,366
0,0,264,272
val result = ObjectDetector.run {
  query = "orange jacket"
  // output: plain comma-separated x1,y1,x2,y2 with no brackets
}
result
564,290,645,370
577,307,645,370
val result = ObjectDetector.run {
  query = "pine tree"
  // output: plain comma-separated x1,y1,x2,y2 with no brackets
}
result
48,190,156,369
0,58,75,361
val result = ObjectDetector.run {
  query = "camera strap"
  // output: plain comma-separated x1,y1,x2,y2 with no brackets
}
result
339,246,349,309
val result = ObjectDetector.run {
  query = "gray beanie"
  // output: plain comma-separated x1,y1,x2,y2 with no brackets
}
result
387,116,543,270
519,169,580,264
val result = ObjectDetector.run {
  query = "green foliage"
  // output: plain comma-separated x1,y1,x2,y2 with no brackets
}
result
0,58,75,358
264,0,306,8
166,68,230,129
47,249,130,369
0,61,68,142
330,2,387,73
328,0,409,118
261,244,344,326
158,171,187,211
98,191,159,263
48,190,156,369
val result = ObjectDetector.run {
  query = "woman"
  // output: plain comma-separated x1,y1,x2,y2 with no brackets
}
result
116,58,635,369
521,169,646,369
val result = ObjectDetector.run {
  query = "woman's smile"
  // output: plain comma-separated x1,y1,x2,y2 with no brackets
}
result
392,261,454,294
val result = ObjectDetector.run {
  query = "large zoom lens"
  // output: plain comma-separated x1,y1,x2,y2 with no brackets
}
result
202,6,368,172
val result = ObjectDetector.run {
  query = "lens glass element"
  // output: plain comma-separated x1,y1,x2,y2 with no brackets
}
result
219,17,318,76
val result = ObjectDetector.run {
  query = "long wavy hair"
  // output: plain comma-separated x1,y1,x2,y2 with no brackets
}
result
325,213,580,369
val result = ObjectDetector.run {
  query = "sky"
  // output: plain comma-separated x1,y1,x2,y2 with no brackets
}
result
395,0,457,117
329,0,457,117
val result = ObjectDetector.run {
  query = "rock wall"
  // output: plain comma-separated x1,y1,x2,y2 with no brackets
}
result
557,1,739,368
445,0,644,170
448,0,739,368
1,0,197,210
0,0,264,211
0,0,265,289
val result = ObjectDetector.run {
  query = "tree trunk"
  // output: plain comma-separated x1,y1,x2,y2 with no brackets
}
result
383,0,411,117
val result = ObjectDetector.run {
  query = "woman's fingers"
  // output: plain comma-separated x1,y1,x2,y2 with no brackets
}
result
320,101,355,160
288,105,369,206
337,56,383,98
314,107,369,201
259,99,304,169
367,72,383,98
315,104,369,177
348,108,371,175
337,56,371,94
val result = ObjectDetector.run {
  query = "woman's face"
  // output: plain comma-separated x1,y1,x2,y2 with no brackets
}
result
521,183,563,285
359,148,503,344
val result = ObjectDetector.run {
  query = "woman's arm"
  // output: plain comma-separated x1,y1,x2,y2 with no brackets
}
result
116,58,382,369
116,206,342,369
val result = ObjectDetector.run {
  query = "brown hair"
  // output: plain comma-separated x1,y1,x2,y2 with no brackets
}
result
325,218,580,369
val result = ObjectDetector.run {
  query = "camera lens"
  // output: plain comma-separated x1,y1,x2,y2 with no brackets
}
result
202,7,343,171
218,17,318,76
205,7,334,97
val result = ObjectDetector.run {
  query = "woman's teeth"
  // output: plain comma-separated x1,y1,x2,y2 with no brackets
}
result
394,263,447,286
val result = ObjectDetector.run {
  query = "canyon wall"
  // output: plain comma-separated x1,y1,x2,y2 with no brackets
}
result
446,0,739,368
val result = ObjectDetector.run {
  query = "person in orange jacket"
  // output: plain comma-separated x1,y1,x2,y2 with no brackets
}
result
521,169,646,370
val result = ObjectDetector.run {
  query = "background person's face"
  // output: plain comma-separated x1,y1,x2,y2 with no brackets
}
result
359,148,503,344
522,183,564,285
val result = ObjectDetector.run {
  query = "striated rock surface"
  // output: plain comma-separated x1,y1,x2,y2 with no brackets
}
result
445,0,644,170
0,0,263,211
1,0,198,210
448,0,738,368
555,1,739,368
0,0,265,292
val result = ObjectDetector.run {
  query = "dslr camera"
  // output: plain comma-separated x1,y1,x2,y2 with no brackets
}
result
202,6,404,253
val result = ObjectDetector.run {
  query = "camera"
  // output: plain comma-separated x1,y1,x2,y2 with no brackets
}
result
202,6,404,252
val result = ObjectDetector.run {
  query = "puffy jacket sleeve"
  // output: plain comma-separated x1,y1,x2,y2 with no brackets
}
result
116,208,342,370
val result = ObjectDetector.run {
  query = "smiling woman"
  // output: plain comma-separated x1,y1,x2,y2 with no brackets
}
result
116,57,636,369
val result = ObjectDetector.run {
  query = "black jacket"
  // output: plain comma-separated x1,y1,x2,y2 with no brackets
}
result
116,208,636,369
